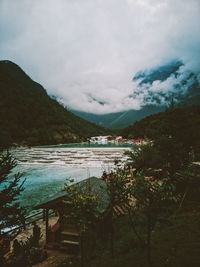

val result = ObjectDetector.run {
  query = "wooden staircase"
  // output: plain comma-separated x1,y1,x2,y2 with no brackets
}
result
113,203,130,218
46,222,80,253
59,225,80,252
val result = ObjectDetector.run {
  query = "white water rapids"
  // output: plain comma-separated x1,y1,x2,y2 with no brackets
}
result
8,145,130,211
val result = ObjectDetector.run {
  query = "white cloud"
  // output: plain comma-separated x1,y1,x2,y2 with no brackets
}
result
0,0,200,114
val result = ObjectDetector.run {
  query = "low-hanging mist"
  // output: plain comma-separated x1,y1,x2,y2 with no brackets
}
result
0,0,200,114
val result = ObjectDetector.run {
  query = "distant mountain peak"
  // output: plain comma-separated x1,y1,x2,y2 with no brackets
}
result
71,59,199,129
0,60,23,69
133,60,183,85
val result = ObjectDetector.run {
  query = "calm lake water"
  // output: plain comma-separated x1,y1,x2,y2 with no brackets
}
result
8,144,131,213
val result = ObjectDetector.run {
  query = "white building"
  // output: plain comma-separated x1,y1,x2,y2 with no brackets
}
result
89,136,111,144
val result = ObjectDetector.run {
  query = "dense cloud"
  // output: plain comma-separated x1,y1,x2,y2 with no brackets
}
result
0,0,200,113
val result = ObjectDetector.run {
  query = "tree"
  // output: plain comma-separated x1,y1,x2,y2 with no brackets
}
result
123,144,181,266
125,143,163,173
128,172,177,267
10,223,45,267
0,152,26,236
126,139,192,178
172,163,200,210
64,178,103,267
64,179,102,232
154,136,191,176
102,167,130,257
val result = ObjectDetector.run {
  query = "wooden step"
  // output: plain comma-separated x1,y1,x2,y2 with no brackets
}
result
59,245,79,253
120,205,129,214
61,231,79,237
45,242,61,250
61,240,79,246
114,206,123,215
113,204,130,218
116,206,125,214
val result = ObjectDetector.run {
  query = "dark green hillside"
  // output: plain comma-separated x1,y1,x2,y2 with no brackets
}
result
0,60,108,147
122,105,200,158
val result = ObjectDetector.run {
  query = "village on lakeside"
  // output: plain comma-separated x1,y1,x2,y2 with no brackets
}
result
88,135,148,146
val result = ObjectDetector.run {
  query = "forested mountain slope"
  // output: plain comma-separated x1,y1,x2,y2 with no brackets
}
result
0,60,108,147
122,105,200,157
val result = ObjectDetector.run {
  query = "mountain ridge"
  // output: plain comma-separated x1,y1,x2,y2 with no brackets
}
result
121,105,200,159
0,60,108,147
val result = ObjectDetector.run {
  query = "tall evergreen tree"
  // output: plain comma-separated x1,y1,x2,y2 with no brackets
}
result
0,152,26,236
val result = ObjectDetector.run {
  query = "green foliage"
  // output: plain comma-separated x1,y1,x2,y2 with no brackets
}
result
0,237,10,266
172,164,200,207
131,173,177,210
64,181,102,231
11,228,46,267
57,213,200,267
30,222,42,247
126,138,193,177
103,168,130,207
125,143,162,173
8,223,45,267
0,152,26,235
128,172,178,244
58,126,200,266
57,140,200,267
122,105,200,160
154,136,192,175
104,142,193,266
0,152,26,265
14,223,42,251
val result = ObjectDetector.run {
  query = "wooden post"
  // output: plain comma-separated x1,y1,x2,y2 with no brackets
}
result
43,209,46,221
45,209,49,243
80,231,84,267
22,217,26,230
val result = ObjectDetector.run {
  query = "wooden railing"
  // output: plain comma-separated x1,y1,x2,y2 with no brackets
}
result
3,209,56,235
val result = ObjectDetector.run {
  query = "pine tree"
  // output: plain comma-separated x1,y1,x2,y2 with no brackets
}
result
0,151,26,236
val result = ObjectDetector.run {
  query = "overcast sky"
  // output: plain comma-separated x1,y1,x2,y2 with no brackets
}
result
0,0,200,114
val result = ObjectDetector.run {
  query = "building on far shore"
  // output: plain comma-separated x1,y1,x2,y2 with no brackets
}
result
89,136,111,144
89,136,149,145
132,138,148,146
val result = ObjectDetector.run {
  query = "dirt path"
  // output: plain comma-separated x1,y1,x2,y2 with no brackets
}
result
11,215,59,249
9,216,75,266
11,216,76,267
33,249,73,267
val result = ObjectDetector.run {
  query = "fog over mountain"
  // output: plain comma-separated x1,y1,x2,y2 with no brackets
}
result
0,0,200,114
131,60,200,106
71,60,200,129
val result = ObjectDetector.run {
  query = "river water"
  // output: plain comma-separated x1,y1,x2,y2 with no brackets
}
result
8,144,131,213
